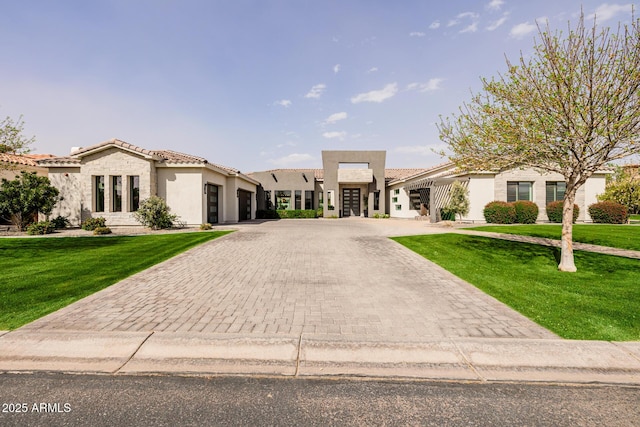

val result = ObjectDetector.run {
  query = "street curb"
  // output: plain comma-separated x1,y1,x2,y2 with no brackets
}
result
1,331,640,384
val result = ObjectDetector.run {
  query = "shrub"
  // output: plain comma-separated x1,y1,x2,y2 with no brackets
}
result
588,201,629,224
440,208,456,221
26,221,55,235
132,196,179,230
93,226,112,235
199,223,213,230
50,215,70,229
546,201,579,223
275,209,317,219
81,217,106,231
256,209,280,219
483,201,516,224
513,201,539,224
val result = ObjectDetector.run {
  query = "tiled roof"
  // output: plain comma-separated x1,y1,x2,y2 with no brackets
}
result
152,149,208,164
71,138,157,158
0,153,55,167
36,156,81,166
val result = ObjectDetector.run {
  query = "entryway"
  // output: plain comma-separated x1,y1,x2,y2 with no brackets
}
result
206,184,219,224
238,190,252,221
342,188,360,217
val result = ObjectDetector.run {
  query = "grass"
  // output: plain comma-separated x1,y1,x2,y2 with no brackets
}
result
0,231,231,330
631,214,640,223
392,233,640,341
464,224,640,251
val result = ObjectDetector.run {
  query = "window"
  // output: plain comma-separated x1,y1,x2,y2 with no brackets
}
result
264,190,273,210
305,191,314,210
275,190,291,210
394,189,400,195
295,190,302,210
546,181,566,204
112,176,122,212
318,191,323,208
392,196,398,203
94,176,105,212
507,181,533,202
129,176,139,211
409,190,421,210
373,191,380,210
395,204,402,211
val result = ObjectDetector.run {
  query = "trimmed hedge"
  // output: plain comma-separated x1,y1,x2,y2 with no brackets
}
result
276,209,317,219
26,221,55,235
588,201,629,224
81,217,106,231
513,201,539,224
483,201,516,224
546,201,579,223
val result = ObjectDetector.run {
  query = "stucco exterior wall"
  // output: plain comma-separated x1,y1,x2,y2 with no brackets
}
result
47,167,82,226
494,168,586,221
79,148,155,225
249,170,316,210
0,165,48,181
584,174,607,220
157,167,203,225
387,183,415,218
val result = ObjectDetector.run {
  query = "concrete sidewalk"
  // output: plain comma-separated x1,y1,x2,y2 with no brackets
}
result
1,219,639,384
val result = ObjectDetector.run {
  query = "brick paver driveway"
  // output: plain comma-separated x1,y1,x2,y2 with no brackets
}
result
21,219,555,340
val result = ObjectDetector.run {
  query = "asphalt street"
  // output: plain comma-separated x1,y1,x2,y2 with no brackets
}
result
0,373,638,426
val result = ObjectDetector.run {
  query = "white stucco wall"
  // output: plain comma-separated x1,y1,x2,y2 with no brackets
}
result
465,175,494,222
583,173,608,221
388,183,416,218
157,167,203,226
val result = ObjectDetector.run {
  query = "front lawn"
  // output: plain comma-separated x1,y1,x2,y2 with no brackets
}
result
464,224,640,251
0,231,231,330
392,234,640,341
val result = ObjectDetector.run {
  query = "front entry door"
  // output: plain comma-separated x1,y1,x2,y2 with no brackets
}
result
206,184,219,224
238,190,251,221
342,188,360,217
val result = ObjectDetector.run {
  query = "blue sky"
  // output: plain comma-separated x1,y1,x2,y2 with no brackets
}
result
0,1,637,171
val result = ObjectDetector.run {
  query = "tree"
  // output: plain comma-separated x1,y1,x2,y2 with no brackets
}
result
438,13,640,272
597,166,640,214
0,171,60,230
446,181,470,221
0,115,34,156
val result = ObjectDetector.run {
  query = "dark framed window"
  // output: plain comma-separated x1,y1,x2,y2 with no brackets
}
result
94,176,105,212
373,191,380,210
295,190,302,210
264,190,273,210
305,191,314,210
507,181,533,202
318,191,323,207
546,181,566,204
112,176,122,212
129,176,140,211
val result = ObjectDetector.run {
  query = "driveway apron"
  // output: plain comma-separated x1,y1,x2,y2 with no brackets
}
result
19,220,555,340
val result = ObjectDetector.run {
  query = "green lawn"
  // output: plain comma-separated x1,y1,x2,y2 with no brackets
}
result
392,234,640,341
464,224,640,251
0,231,231,330
631,214,640,223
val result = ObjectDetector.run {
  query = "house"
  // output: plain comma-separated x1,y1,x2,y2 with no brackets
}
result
250,150,609,223
0,153,53,181
37,139,259,226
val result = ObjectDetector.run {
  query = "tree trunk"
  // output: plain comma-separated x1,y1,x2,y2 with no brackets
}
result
558,188,578,272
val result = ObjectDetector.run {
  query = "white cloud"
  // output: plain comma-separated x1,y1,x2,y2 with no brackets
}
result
410,31,426,37
274,99,291,107
367,67,378,73
486,0,505,10
305,83,326,99
351,83,398,104
460,22,478,33
587,3,633,21
429,21,441,29
487,14,509,31
268,153,313,166
322,131,347,140
395,146,432,156
407,78,444,92
510,21,537,39
325,112,348,124
333,64,341,74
